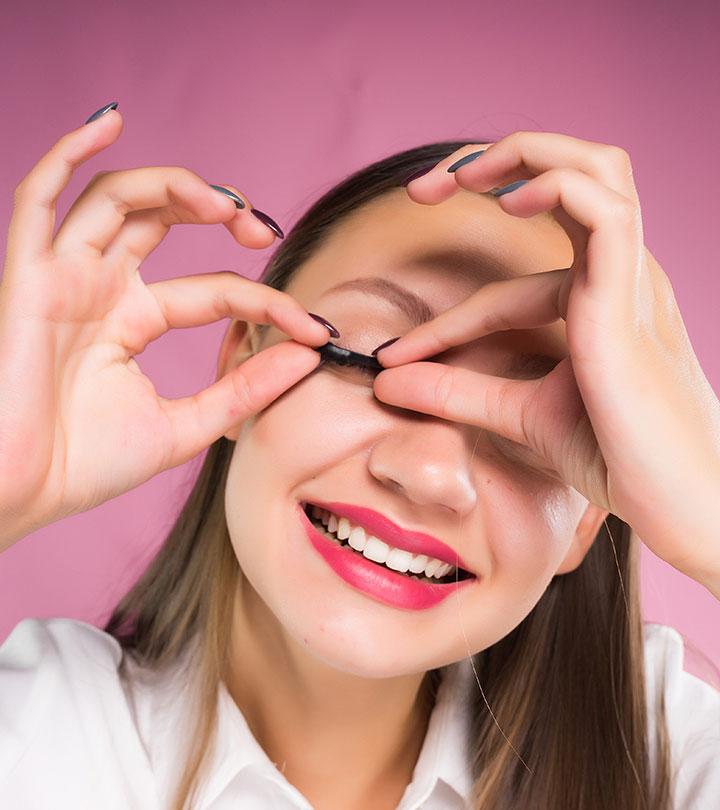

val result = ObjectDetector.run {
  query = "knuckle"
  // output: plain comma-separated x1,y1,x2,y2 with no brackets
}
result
230,367,257,414
210,287,232,319
13,179,29,204
432,365,456,416
602,144,632,168
606,196,639,226
550,166,577,183
90,169,112,184
214,269,242,283
168,165,204,191
277,288,302,311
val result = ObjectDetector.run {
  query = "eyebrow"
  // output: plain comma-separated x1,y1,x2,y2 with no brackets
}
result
320,249,516,329
321,277,438,328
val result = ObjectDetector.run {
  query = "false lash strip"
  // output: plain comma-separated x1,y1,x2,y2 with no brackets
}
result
312,341,385,374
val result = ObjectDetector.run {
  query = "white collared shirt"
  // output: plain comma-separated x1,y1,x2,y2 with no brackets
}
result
0,617,717,809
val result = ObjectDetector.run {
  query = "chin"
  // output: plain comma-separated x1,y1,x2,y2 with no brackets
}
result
271,595,466,679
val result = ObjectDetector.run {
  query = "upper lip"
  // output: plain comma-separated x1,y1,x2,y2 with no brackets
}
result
303,500,476,575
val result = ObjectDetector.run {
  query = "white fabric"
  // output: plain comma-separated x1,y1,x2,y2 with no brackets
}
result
0,617,717,809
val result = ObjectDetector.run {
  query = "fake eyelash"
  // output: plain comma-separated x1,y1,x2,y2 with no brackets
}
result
312,341,384,377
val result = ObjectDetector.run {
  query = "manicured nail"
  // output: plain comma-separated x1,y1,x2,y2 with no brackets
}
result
491,179,529,197
371,336,400,357
446,149,486,173
401,165,433,186
84,102,118,125
307,313,340,338
209,184,246,209
250,209,285,239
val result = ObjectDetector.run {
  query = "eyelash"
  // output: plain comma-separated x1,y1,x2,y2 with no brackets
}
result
323,358,378,378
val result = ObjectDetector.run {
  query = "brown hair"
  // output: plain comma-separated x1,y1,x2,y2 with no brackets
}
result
103,138,674,809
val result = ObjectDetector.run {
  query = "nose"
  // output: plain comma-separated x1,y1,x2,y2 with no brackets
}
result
367,418,478,516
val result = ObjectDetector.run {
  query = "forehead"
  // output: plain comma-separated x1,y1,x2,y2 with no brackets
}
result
285,188,572,357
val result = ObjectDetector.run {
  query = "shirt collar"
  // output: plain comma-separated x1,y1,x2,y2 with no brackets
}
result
398,655,474,806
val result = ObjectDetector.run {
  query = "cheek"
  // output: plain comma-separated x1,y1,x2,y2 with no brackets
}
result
248,360,385,465
226,367,376,521
481,474,584,592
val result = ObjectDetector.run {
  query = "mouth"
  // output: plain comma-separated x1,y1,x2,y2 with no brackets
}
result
301,501,476,585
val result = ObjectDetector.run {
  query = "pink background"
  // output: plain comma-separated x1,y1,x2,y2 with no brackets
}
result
1,1,718,683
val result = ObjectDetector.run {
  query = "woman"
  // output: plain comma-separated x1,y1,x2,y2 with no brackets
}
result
0,101,718,809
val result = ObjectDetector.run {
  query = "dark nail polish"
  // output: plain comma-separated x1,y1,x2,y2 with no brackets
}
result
84,102,119,125
307,313,340,339
400,165,433,186
491,179,529,197
371,336,400,357
250,208,285,239
446,149,486,173
209,184,246,209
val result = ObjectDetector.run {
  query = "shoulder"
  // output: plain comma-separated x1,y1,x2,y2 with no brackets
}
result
0,615,122,668
0,617,129,784
0,615,123,696
642,622,720,713
642,622,720,809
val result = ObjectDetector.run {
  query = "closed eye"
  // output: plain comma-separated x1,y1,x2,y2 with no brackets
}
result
322,358,378,378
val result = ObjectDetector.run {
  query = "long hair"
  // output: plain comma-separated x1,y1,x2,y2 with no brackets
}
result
103,138,674,809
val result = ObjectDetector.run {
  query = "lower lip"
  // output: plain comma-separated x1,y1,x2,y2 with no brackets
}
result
297,502,476,611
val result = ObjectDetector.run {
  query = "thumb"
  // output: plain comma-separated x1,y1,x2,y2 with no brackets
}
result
159,340,321,468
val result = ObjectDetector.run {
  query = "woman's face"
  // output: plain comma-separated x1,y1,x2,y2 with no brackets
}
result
221,186,609,678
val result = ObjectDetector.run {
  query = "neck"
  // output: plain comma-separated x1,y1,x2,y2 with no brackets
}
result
225,578,437,808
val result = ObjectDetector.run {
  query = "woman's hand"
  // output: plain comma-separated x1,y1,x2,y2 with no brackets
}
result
0,105,330,549
373,131,720,592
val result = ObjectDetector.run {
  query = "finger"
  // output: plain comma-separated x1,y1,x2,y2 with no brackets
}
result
373,361,536,447
381,169,643,367
121,271,330,355
52,169,275,259
5,106,123,269
407,132,640,208
494,167,644,307
159,340,321,469
376,269,567,368
100,183,278,267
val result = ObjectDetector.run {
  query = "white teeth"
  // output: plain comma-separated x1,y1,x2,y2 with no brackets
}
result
306,504,459,580
348,526,367,552
363,536,389,564
408,554,429,574
385,548,413,573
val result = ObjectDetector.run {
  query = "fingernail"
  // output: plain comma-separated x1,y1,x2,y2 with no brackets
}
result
491,179,529,197
307,313,340,338
209,184,246,209
446,149,486,173
400,165,433,186
250,209,285,239
84,101,118,125
371,336,400,357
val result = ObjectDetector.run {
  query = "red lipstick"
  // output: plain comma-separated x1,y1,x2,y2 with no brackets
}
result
307,500,475,574
297,502,476,611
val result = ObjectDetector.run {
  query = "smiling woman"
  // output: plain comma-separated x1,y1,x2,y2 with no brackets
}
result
97,138,697,810
2,126,718,810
